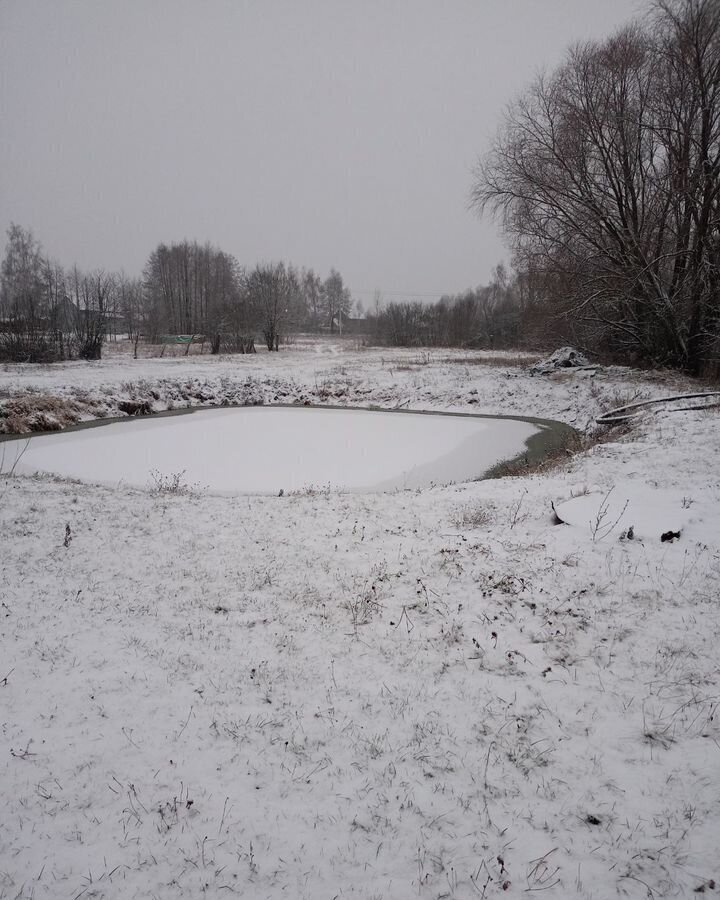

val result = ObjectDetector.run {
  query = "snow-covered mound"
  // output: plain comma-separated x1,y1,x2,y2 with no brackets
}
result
531,346,591,374
553,484,713,542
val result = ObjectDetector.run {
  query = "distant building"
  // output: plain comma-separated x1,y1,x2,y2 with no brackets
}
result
328,314,369,335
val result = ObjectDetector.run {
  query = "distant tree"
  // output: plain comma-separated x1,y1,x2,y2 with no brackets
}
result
0,224,67,362
117,273,145,358
70,266,113,360
300,268,324,330
42,258,72,358
245,262,298,350
283,264,307,333
143,240,241,338
0,225,44,313
368,264,523,349
477,263,512,348
374,301,435,346
322,269,352,333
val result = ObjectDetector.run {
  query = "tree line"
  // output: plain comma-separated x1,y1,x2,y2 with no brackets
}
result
0,221,524,362
0,225,355,361
472,0,720,375
0,217,622,361
367,264,523,349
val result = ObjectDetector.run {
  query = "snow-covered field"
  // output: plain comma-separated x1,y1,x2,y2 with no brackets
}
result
1,339,719,899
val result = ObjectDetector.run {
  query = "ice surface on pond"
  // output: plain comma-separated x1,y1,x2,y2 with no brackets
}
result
11,406,540,494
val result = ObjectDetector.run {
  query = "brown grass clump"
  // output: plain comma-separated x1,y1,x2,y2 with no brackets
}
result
0,393,82,434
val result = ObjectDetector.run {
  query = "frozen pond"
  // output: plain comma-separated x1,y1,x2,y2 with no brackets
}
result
6,406,560,494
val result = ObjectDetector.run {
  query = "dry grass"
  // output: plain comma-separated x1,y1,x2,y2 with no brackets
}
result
0,393,82,434
589,384,652,414
442,353,542,368
450,500,495,529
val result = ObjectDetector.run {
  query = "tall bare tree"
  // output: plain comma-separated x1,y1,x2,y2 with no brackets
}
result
117,273,145,357
300,268,323,330
143,240,241,339
70,267,113,360
472,0,720,373
245,262,298,350
322,269,352,333
0,224,66,361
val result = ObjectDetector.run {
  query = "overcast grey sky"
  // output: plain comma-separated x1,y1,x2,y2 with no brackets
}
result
1,0,641,300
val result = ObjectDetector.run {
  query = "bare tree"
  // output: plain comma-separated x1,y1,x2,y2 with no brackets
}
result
301,268,324,330
652,0,720,371
322,269,352,333
0,224,67,362
245,262,298,350
143,240,242,340
472,0,720,373
70,267,113,360
117,273,145,357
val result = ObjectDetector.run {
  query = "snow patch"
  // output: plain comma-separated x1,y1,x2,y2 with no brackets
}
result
553,484,711,541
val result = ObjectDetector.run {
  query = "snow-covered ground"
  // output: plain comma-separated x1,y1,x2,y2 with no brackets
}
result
1,340,718,899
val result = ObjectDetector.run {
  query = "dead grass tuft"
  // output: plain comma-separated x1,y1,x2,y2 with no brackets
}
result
148,469,201,496
450,501,495,529
0,393,82,434
590,385,652,414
